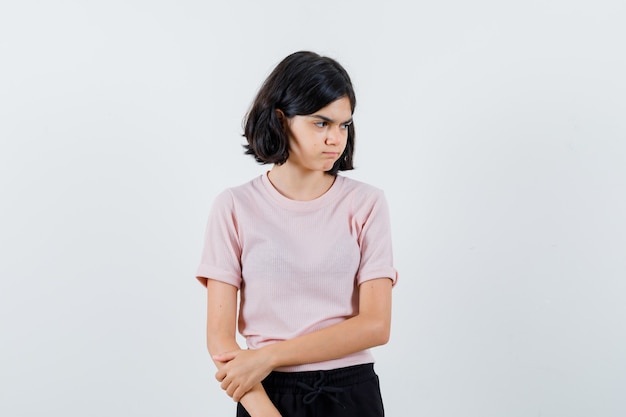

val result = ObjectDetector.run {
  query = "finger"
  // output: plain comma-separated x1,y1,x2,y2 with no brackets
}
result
226,382,238,398
232,386,246,402
215,370,225,382
221,377,231,392
213,352,237,362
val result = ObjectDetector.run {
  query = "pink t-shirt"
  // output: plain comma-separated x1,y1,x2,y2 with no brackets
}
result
196,173,398,372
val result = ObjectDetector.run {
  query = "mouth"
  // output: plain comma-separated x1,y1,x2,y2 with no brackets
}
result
322,152,340,158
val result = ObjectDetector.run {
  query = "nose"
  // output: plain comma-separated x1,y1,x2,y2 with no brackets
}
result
325,125,343,145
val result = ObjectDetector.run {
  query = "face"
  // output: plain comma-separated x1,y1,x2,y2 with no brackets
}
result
283,96,353,173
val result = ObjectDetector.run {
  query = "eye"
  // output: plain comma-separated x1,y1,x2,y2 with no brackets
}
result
314,121,328,128
340,121,353,129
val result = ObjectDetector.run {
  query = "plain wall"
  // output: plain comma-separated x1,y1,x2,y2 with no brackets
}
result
1,0,625,416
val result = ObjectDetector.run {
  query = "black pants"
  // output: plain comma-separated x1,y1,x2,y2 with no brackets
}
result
236,363,385,417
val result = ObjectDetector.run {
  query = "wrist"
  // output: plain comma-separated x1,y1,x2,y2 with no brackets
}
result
241,384,281,417
262,343,282,370
250,402,281,417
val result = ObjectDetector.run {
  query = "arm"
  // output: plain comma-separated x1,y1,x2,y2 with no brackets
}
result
214,277,393,401
205,278,281,417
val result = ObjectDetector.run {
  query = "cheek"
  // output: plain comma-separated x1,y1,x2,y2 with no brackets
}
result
341,132,350,147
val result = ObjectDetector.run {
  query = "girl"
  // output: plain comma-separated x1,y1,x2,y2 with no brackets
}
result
196,51,398,417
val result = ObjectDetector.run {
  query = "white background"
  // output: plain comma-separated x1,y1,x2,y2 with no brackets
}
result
1,1,625,416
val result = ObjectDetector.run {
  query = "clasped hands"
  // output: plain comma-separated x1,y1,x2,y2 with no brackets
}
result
213,348,274,402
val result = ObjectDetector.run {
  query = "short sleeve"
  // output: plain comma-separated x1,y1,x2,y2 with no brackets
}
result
195,190,243,288
355,190,399,286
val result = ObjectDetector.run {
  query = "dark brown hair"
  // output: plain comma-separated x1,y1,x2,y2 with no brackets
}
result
243,51,356,174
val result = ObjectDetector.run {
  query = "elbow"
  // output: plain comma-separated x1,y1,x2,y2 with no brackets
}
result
206,328,236,357
205,328,218,354
367,318,391,347
376,325,391,346
206,338,218,356
206,340,217,355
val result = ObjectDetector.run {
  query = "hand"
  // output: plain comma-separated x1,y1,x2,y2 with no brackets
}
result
213,348,274,402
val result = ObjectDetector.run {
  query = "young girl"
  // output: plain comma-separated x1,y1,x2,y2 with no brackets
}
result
196,51,398,417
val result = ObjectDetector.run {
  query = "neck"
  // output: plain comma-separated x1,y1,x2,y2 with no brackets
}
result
267,164,336,201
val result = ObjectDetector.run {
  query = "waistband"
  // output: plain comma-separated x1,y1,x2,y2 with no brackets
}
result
262,363,376,394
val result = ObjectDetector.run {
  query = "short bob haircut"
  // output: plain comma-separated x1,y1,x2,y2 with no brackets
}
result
243,51,356,175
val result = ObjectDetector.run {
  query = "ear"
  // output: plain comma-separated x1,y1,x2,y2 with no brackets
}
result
275,109,288,129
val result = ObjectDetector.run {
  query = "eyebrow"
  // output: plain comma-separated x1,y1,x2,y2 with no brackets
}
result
307,114,353,124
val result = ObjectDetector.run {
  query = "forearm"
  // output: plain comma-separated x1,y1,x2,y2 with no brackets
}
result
238,385,280,417
204,278,280,417
264,312,390,369
263,278,392,369
211,278,392,405
209,336,280,417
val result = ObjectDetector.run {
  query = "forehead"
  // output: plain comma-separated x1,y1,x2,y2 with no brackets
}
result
309,96,352,120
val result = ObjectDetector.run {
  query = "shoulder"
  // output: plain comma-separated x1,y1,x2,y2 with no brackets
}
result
214,175,264,204
338,175,387,204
